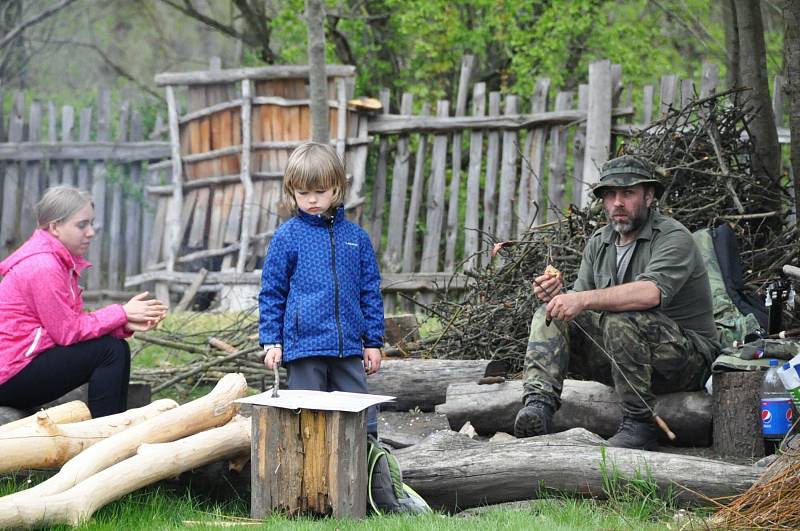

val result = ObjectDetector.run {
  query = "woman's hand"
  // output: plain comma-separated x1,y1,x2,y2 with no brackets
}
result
124,319,158,333
363,348,382,375
263,346,282,369
123,292,168,323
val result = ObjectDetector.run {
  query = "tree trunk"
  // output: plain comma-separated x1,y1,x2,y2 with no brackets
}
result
785,0,800,230
437,379,713,446
0,399,177,473
368,359,489,411
2,373,247,502
722,0,740,90
0,401,90,434
712,371,764,459
733,0,782,191
395,430,759,511
305,0,329,143
0,417,250,529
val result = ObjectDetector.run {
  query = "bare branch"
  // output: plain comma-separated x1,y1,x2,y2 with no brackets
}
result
0,0,79,50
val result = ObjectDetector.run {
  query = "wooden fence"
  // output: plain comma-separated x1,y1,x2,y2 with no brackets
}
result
0,90,169,295
3,57,791,308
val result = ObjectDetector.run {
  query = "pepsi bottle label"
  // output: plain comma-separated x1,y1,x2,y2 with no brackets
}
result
761,398,793,437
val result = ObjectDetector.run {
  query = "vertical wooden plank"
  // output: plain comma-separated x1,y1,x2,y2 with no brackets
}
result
481,92,501,267
581,60,612,207
165,86,185,272
368,88,391,252
76,107,92,191
383,93,413,272
237,79,254,272
0,87,5,142
642,85,654,125
547,91,573,221
345,113,369,224
401,102,430,273
496,95,519,242
444,54,475,272
420,100,450,273
772,74,785,128
571,84,589,207
47,101,59,188
141,168,159,270
251,407,303,519
125,111,143,279
680,79,695,108
88,89,110,290
326,410,368,517
1,92,24,256
20,101,42,241
519,79,550,231
659,74,679,117
700,62,719,100
60,106,75,186
336,77,347,158
108,102,129,291
463,82,486,270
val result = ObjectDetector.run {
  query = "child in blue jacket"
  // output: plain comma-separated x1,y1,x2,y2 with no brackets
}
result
259,142,384,434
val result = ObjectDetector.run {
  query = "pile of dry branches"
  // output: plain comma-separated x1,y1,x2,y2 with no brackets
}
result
412,90,798,373
711,447,800,528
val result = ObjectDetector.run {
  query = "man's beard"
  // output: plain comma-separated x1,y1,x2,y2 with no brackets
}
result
607,203,649,235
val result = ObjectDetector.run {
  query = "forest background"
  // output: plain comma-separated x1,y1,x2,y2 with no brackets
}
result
0,0,787,128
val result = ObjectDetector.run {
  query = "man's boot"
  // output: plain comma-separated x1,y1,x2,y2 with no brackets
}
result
606,416,659,451
513,398,554,438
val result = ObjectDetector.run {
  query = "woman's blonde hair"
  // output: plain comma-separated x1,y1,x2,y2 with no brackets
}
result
36,186,94,229
282,142,347,213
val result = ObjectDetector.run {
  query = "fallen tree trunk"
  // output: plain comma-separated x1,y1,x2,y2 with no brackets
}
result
368,359,488,411
437,379,712,446
0,401,91,434
0,399,178,473
395,430,759,510
1,373,247,502
0,416,251,529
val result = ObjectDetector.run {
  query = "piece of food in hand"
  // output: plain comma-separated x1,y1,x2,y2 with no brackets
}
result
544,265,561,279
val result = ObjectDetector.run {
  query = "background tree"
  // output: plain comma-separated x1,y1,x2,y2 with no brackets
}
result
305,0,329,143
785,0,800,229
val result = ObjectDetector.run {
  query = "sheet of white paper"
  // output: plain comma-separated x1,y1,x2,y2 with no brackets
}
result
235,389,395,412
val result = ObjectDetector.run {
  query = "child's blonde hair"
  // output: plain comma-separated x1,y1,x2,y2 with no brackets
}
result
282,142,347,213
36,185,94,229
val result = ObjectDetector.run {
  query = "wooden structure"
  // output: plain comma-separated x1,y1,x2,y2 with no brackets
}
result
0,90,169,294
126,57,792,309
713,370,766,459
251,405,368,518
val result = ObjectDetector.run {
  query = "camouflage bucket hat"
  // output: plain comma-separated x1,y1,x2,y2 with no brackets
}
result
592,155,665,200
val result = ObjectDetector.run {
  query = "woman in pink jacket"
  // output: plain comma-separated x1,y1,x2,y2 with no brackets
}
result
0,186,167,417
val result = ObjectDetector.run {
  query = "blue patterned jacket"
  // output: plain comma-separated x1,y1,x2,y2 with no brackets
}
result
258,206,384,363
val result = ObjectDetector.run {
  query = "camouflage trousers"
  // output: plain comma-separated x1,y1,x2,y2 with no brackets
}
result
522,306,713,420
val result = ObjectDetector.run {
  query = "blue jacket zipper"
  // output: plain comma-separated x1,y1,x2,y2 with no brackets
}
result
328,218,344,357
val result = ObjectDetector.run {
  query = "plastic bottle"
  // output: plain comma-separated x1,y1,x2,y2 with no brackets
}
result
761,359,794,454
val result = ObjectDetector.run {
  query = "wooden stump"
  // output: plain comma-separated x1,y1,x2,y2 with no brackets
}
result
712,370,764,459
384,314,420,345
251,406,368,519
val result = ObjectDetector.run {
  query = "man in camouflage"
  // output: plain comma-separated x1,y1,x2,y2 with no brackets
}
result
513,155,721,450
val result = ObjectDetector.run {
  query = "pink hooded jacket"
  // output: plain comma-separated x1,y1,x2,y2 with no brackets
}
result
0,229,130,385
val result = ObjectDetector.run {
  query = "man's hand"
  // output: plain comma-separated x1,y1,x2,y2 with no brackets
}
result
546,292,586,322
532,273,563,302
263,346,282,369
363,348,382,375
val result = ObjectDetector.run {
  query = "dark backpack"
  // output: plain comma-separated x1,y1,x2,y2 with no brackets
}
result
367,435,432,515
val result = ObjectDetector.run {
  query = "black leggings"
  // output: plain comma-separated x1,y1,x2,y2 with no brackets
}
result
0,336,131,418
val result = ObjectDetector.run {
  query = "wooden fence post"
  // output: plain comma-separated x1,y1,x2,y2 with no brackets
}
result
19,101,42,241
463,82,486,270
165,85,185,275
60,106,75,186
47,101,58,188
520,79,550,230
580,60,612,207
480,92,501,267
125,111,144,279
571,84,588,207
383,92,414,273
88,89,111,291
237,79,254,273
547,91,573,221
420,100,450,273
401,102,430,274
496,95,519,242
368,89,391,253
1,93,24,257
444,54,475,272
108,102,129,291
